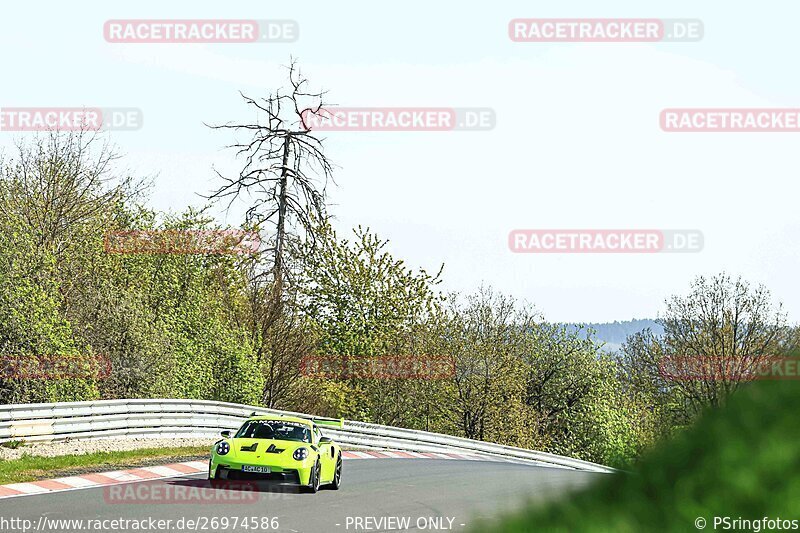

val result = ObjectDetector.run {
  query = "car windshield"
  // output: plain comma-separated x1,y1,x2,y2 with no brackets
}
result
234,420,311,443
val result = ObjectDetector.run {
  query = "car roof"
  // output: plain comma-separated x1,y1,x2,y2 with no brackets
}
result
247,414,313,427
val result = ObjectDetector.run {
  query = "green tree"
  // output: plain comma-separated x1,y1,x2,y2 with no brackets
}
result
620,273,793,430
295,223,443,424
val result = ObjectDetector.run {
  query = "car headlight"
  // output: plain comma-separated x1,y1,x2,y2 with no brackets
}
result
293,447,309,461
216,441,230,455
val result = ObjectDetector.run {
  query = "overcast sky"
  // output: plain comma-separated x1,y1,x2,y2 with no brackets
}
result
1,1,798,323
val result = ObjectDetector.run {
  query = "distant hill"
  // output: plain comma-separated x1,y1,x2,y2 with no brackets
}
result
563,319,664,353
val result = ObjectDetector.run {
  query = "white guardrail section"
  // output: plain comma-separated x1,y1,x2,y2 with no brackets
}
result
0,400,616,473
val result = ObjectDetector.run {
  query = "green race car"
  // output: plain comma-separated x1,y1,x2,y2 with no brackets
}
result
208,414,343,493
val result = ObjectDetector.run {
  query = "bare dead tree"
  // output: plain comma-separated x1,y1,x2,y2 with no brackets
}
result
207,59,335,406
207,59,334,308
259,310,317,408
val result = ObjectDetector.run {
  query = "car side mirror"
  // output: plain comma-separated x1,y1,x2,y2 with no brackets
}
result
221,430,231,438
319,436,332,444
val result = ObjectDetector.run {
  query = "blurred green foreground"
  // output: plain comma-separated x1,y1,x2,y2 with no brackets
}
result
485,375,800,532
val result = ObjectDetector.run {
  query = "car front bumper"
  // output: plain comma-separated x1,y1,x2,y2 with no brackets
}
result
210,457,314,486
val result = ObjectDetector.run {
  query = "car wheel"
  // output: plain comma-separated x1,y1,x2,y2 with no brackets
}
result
208,463,222,487
329,454,342,490
304,461,321,493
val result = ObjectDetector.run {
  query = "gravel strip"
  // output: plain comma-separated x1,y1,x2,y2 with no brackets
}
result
0,437,216,461
0,438,364,461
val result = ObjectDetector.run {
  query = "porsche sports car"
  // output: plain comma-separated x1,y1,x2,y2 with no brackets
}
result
208,413,344,493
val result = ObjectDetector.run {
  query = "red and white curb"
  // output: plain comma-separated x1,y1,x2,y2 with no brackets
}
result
342,450,551,467
0,461,208,500
0,450,487,500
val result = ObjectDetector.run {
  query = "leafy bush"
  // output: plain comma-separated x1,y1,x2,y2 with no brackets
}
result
483,377,800,532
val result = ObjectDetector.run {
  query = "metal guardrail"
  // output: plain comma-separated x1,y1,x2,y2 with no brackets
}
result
0,399,616,473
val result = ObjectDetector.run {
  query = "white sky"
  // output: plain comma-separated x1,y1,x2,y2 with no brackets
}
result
1,1,798,323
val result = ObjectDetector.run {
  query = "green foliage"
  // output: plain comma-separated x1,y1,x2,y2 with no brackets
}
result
296,223,444,424
574,358,656,469
0,212,98,403
482,378,800,532
0,134,262,407
2,132,794,480
617,273,794,448
297,223,443,357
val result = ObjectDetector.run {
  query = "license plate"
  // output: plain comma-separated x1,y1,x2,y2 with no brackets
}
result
242,465,271,473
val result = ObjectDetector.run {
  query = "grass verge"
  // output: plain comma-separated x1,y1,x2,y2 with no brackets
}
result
0,446,210,484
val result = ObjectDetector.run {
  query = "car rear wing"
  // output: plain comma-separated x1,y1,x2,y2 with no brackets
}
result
311,416,344,429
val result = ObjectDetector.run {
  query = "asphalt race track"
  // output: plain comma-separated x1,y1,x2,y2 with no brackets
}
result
0,459,603,532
